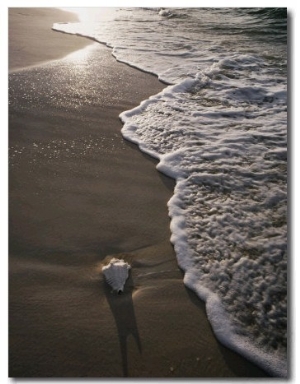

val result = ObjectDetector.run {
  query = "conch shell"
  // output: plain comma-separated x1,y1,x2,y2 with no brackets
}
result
102,258,131,294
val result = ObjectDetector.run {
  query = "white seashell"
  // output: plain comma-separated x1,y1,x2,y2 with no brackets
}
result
102,258,131,294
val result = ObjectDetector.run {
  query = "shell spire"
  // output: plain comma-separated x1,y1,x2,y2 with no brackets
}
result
102,258,131,294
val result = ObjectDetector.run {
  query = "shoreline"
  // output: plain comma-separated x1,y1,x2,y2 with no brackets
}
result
9,8,270,378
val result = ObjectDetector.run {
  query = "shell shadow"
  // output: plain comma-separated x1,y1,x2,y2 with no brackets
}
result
103,272,142,377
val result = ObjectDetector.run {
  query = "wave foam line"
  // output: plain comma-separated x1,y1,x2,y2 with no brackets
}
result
120,83,287,378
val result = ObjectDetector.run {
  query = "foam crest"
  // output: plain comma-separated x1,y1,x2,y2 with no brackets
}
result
120,55,287,377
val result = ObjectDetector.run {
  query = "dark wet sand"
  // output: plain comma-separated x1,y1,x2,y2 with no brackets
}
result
9,8,269,378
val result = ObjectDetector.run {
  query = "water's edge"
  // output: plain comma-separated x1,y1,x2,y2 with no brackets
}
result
120,93,286,378
51,26,287,378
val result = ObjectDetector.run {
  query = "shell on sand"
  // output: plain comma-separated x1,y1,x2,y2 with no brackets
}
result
102,258,131,294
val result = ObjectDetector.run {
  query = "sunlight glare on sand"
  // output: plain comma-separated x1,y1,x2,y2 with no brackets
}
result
54,8,119,70
64,44,95,63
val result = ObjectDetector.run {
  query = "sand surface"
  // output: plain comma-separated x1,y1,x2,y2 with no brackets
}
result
9,8,91,71
9,8,269,378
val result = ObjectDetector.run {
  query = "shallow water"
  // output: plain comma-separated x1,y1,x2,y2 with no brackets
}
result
53,7,287,377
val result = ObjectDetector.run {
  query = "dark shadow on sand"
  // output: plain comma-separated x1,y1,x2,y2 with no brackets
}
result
103,273,142,377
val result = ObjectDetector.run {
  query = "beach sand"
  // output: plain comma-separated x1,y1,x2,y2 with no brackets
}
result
9,8,91,71
9,8,269,378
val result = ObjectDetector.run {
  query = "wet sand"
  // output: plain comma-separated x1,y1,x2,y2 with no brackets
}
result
9,8,91,71
9,8,269,378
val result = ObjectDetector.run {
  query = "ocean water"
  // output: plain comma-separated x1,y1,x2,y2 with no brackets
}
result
53,7,287,377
